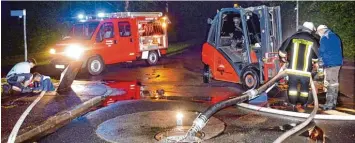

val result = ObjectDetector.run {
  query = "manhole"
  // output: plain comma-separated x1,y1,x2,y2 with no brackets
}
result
96,111,225,142
155,126,204,142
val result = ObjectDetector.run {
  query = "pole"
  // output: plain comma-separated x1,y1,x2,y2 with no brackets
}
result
23,9,27,61
166,2,169,13
296,0,299,31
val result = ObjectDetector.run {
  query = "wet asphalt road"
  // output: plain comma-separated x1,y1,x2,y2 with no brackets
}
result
37,44,355,143
2,43,355,142
40,100,355,143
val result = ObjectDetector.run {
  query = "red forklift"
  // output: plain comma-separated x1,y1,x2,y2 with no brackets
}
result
202,5,283,89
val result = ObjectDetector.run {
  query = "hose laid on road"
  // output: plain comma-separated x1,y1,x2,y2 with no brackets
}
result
237,103,355,120
7,91,46,143
202,70,288,120
185,70,287,138
273,77,319,143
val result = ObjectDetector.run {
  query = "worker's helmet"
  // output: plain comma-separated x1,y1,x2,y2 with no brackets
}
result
317,25,328,31
302,22,316,31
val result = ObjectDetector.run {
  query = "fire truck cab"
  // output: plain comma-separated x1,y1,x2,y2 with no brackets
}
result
50,12,169,75
202,5,283,89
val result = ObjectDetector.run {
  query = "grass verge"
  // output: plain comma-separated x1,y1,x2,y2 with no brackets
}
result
167,39,201,54
1,39,201,68
1,52,51,67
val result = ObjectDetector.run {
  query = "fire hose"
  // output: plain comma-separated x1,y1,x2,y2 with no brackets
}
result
185,67,319,142
7,91,46,143
273,76,318,143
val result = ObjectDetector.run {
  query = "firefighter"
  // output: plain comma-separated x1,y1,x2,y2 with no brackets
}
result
6,58,37,93
278,22,319,111
316,25,343,110
230,17,244,49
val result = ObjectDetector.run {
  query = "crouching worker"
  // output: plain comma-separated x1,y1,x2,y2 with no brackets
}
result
32,72,57,95
278,22,319,112
5,58,37,93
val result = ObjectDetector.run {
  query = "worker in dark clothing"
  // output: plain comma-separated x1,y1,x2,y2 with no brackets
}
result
6,58,37,93
32,72,56,93
230,17,244,49
278,22,319,111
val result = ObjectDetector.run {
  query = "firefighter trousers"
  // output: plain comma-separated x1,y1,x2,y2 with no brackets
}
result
6,73,33,93
288,74,310,105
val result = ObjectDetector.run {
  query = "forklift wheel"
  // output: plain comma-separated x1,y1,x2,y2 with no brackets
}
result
242,69,260,90
87,56,104,75
203,65,212,83
146,51,159,66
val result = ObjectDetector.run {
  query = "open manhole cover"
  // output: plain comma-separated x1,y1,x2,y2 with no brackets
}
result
96,111,225,142
155,126,204,142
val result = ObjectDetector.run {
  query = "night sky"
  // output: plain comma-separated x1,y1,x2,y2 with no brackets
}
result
1,1,297,56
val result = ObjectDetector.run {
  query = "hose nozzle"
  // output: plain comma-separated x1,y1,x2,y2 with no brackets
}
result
243,89,259,100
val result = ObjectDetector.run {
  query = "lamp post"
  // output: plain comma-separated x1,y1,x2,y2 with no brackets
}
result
11,9,27,61
295,0,299,31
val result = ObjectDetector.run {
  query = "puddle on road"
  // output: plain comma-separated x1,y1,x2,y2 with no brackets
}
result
101,80,355,116
100,80,240,107
102,80,142,107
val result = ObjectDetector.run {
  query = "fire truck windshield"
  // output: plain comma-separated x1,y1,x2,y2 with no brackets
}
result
70,22,100,40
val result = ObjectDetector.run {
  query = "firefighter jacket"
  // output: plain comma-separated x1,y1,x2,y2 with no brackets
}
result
278,30,319,73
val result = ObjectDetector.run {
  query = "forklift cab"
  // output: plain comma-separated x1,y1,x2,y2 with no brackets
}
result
202,5,282,89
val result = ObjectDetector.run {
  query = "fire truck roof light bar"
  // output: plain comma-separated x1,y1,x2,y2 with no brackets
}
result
81,12,163,21
109,12,163,18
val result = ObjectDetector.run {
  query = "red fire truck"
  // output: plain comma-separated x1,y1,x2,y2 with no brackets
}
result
49,12,169,75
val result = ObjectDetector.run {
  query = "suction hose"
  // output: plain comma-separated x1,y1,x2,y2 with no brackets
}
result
273,77,319,143
186,69,288,137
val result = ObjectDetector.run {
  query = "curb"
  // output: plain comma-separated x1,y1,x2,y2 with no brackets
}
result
237,103,355,121
14,87,113,143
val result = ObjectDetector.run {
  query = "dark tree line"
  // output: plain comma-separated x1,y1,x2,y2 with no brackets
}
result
1,1,354,59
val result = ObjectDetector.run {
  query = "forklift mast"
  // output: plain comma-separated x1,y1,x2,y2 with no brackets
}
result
242,5,283,59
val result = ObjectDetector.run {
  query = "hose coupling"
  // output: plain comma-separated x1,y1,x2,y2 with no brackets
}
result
187,114,208,136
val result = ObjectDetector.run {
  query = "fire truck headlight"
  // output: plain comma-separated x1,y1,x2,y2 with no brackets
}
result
49,48,56,54
162,22,167,28
65,45,84,60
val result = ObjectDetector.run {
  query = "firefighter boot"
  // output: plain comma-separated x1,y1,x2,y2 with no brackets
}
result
322,85,338,110
299,92,309,105
288,90,298,105
295,103,306,113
